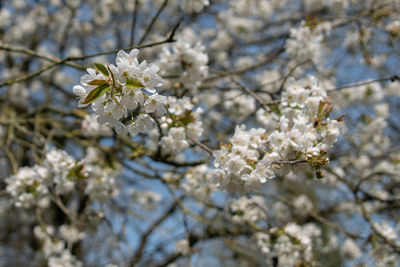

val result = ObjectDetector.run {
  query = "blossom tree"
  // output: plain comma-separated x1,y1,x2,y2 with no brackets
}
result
0,0,400,266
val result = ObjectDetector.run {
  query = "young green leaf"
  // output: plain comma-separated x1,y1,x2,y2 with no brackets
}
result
81,84,110,105
126,77,145,88
88,79,109,86
95,63,109,77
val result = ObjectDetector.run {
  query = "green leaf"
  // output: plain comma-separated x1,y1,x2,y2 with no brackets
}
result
88,79,109,86
270,104,281,116
125,77,145,88
317,100,324,117
81,84,110,105
95,63,109,77
68,164,89,180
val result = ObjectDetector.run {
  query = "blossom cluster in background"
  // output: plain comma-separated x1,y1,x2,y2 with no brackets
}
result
6,148,118,208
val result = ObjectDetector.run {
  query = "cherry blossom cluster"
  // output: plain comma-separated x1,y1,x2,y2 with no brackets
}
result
255,223,322,266
212,125,273,192
218,10,262,41
6,148,118,208
307,0,354,14
180,164,216,201
228,196,267,224
83,147,119,201
342,238,362,259
34,224,85,267
175,239,191,256
212,77,341,191
227,0,281,18
6,149,75,208
73,49,166,136
130,188,162,210
292,194,314,216
269,77,341,158
181,0,209,13
286,21,332,66
334,81,384,107
223,89,256,122
159,96,203,154
81,114,113,137
159,30,209,90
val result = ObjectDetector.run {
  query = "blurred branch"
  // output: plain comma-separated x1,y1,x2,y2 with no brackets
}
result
187,136,213,155
354,191,400,253
0,44,85,70
271,193,360,239
138,0,170,45
230,76,280,108
205,46,285,82
0,22,181,88
129,0,140,46
328,75,399,93
130,197,183,265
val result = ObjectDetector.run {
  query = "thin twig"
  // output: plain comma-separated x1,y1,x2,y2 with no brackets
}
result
204,47,285,82
328,75,399,93
187,137,308,166
230,76,278,108
130,197,182,265
0,29,180,88
0,60,68,88
271,159,307,165
354,191,400,252
129,0,140,46
187,136,213,155
0,44,85,70
138,0,170,45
